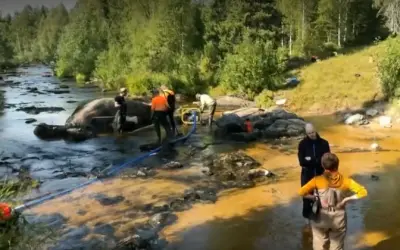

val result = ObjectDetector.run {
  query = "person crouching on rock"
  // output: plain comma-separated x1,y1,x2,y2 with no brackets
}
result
151,89,172,144
114,88,128,134
160,85,178,136
195,93,217,128
298,123,330,220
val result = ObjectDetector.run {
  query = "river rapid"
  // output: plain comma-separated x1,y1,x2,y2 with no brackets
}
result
2,66,400,249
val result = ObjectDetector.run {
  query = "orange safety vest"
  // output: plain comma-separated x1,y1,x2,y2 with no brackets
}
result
245,120,253,133
0,203,12,221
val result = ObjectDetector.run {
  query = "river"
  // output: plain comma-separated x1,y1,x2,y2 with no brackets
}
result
2,66,400,249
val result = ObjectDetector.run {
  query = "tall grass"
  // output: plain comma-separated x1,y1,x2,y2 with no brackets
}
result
0,180,55,249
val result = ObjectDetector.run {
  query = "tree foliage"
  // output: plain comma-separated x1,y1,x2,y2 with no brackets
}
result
0,0,394,98
378,37,400,98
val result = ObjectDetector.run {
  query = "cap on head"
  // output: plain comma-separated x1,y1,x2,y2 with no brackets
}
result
195,93,201,100
120,87,127,93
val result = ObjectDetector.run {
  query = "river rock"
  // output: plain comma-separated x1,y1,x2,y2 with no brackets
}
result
46,89,70,94
148,212,177,229
206,151,262,188
16,106,65,115
183,188,217,204
344,113,367,125
370,143,381,151
215,113,245,134
162,161,183,170
379,116,392,128
248,169,274,179
215,108,305,140
366,108,379,117
25,118,37,124
112,228,164,250
91,193,125,206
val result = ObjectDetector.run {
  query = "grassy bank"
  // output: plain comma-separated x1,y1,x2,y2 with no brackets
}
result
0,180,53,249
275,41,389,114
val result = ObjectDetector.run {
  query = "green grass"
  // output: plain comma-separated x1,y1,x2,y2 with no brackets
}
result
0,180,54,250
277,40,390,114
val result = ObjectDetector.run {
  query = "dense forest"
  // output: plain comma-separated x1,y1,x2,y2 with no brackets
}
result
0,0,399,100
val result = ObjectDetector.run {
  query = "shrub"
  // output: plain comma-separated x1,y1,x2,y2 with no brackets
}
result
378,38,400,99
219,35,284,99
254,90,275,108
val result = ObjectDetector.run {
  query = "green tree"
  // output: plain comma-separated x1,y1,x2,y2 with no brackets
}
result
219,34,285,99
56,0,108,79
9,5,47,62
0,15,14,68
35,4,69,63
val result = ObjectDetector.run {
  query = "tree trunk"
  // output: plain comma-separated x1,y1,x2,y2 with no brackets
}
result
302,0,305,41
338,11,341,47
289,23,293,56
344,9,348,43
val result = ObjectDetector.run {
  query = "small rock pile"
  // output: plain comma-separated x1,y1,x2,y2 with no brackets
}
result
339,106,393,128
203,151,275,188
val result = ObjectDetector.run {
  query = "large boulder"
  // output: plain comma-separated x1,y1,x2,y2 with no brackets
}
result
215,113,245,133
65,98,152,132
215,108,306,140
215,96,256,108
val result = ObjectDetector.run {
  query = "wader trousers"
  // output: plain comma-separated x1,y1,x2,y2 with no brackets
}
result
311,209,347,250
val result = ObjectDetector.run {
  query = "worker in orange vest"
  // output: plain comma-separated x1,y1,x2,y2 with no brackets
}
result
0,203,18,233
160,85,178,135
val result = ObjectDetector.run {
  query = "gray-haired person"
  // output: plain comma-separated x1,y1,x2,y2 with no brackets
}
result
195,93,216,127
298,123,330,219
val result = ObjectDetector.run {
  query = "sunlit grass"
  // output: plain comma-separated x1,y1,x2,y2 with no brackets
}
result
278,40,389,113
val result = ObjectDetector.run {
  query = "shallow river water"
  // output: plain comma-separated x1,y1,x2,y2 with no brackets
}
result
2,66,400,249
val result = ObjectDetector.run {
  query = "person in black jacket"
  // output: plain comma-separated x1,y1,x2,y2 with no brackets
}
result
298,123,330,219
114,88,128,134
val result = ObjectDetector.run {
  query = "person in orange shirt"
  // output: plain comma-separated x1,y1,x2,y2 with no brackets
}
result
151,89,172,144
299,153,368,250
160,85,178,135
245,118,253,133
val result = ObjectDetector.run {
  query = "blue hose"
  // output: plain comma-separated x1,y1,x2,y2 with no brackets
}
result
14,111,197,213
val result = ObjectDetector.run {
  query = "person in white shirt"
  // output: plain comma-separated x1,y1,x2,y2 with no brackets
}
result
195,93,217,127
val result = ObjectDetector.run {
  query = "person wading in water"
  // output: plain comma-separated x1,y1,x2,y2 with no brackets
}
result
160,85,178,136
298,123,330,220
195,93,217,128
114,88,128,134
151,89,172,144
